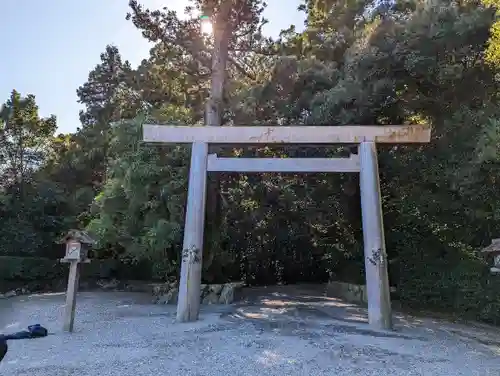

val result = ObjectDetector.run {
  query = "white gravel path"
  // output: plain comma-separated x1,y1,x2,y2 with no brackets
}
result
1,290,499,375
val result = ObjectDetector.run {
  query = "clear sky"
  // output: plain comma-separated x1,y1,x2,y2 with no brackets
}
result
0,1,305,134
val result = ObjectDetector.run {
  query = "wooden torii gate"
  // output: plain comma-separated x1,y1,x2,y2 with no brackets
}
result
143,124,431,330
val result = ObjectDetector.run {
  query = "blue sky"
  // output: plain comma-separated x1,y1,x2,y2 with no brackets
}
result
0,1,305,134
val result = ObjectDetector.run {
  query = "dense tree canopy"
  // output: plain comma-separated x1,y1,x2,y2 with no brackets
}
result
2,0,500,323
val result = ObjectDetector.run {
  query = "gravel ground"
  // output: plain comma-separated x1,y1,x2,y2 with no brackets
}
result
0,287,499,375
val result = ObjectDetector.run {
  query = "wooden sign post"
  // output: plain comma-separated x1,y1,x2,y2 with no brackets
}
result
58,230,95,332
143,124,431,330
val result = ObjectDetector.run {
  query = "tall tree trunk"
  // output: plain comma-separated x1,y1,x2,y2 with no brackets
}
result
204,4,231,277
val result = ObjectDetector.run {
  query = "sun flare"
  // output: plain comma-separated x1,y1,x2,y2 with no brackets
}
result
200,20,213,35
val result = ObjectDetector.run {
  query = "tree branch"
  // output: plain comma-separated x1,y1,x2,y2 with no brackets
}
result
227,55,256,80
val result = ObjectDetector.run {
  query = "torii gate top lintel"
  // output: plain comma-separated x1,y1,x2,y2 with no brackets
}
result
143,124,431,144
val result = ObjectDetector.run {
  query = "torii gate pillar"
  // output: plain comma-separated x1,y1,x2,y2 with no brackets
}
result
176,142,209,322
359,141,392,330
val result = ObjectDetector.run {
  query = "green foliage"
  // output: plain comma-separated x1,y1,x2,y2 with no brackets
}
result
0,256,151,284
0,90,57,188
0,91,66,257
87,111,190,279
476,118,500,162
397,240,500,324
0,257,64,281
483,0,500,65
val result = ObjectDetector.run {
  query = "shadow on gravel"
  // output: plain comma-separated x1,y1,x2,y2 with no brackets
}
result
220,284,431,341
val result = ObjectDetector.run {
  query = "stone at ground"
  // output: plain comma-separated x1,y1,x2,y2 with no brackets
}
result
0,279,246,306
151,282,170,296
156,287,178,304
202,290,220,304
3,290,17,299
1,285,499,375
210,284,224,294
219,283,235,304
123,280,156,293
220,281,245,304
152,281,244,305
96,279,119,290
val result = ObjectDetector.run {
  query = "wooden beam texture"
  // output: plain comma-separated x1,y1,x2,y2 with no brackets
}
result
143,125,431,144
207,153,360,172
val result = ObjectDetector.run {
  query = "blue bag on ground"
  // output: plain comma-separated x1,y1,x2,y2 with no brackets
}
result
3,324,48,340
0,324,48,362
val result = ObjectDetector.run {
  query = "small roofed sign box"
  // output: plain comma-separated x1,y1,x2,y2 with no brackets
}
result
481,238,500,274
65,241,83,260
59,229,95,263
